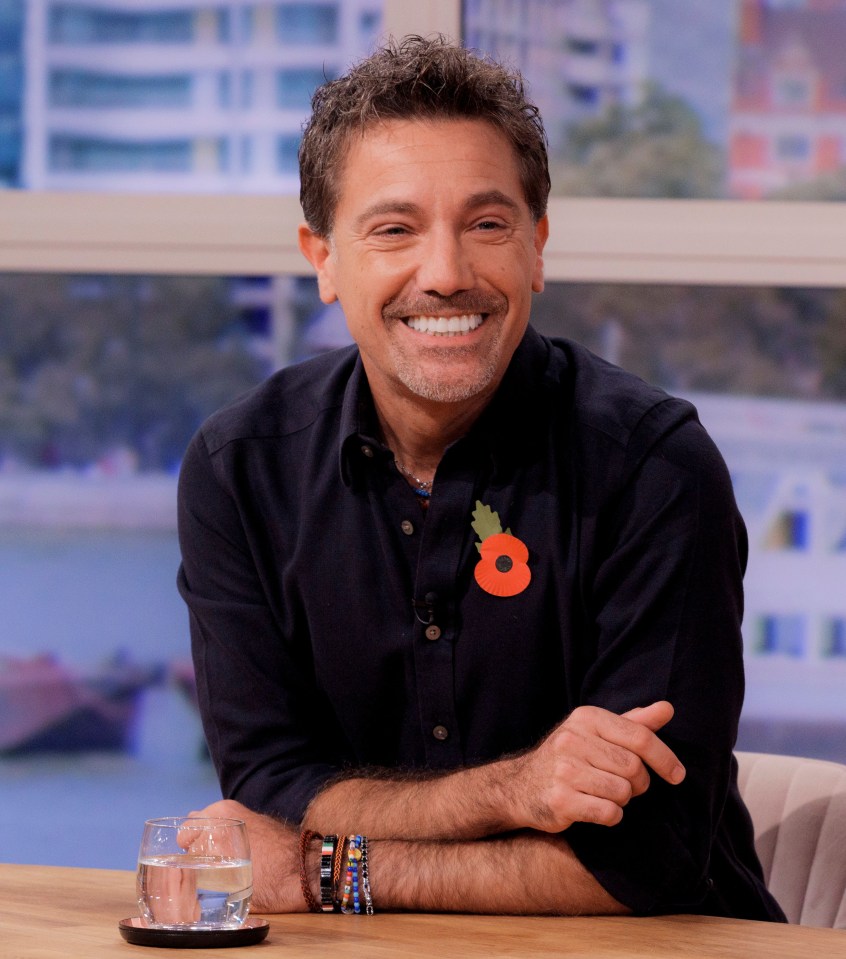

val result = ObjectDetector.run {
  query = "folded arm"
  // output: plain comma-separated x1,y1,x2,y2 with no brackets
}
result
196,701,684,916
197,798,628,916
303,701,684,840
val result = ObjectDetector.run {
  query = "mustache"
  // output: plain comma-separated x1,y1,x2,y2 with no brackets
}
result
382,291,507,320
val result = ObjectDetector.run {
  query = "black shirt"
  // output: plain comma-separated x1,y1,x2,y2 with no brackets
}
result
177,327,785,921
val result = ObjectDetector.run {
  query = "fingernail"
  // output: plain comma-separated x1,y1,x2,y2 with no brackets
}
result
671,764,686,784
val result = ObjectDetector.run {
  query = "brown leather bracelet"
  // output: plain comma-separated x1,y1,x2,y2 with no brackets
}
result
298,828,322,913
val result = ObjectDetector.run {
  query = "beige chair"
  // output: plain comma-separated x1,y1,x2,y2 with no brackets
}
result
735,750,846,928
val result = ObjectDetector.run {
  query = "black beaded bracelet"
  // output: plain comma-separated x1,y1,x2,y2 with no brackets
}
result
319,835,339,912
361,836,374,915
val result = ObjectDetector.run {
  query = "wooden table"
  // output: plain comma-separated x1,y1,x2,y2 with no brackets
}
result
2,863,844,958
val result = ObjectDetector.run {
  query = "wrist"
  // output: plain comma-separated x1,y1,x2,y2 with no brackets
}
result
488,752,528,831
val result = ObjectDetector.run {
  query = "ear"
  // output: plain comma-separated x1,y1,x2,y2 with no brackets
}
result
298,224,338,304
531,215,549,294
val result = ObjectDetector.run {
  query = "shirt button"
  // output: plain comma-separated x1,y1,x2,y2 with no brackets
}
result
360,445,374,458
401,520,414,536
432,725,449,741
425,624,441,641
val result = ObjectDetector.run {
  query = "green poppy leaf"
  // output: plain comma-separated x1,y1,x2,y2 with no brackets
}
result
471,500,503,544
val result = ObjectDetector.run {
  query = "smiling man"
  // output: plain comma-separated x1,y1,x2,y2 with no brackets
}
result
177,37,785,921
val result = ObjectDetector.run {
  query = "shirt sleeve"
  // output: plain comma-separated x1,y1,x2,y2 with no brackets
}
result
564,403,750,915
177,431,343,822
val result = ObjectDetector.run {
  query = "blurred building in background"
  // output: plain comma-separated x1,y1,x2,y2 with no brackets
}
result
21,0,381,192
686,391,846,759
464,0,650,151
0,0,24,186
730,0,846,198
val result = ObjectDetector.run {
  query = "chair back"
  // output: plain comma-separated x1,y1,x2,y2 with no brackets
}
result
735,750,846,928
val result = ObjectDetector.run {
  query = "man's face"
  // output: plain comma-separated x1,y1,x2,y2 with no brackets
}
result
299,118,548,408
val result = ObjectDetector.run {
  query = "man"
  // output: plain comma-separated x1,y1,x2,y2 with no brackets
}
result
178,36,784,920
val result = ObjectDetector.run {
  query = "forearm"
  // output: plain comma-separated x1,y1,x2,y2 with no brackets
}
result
307,831,628,916
302,757,523,840
202,799,630,916
304,704,683,842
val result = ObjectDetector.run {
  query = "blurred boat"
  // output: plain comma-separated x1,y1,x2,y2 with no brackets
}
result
0,652,164,755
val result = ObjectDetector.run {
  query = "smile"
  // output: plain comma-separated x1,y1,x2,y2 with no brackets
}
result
405,314,485,336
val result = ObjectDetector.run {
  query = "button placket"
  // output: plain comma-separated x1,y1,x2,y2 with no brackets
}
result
409,461,478,767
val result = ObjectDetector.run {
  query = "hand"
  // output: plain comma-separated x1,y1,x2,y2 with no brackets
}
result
142,858,201,925
505,701,685,832
189,799,307,913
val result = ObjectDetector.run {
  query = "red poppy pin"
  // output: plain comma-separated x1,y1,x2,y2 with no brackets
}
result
471,500,531,598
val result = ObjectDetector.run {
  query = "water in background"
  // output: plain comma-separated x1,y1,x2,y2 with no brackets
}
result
0,528,221,869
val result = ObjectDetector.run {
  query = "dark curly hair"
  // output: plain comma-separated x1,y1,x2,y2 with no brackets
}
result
299,35,550,236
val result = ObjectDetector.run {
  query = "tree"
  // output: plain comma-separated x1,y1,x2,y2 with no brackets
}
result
551,84,725,199
530,281,833,401
0,274,267,471
816,290,846,398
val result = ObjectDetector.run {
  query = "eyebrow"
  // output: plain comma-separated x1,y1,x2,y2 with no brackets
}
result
353,190,523,230
464,190,522,214
353,201,421,230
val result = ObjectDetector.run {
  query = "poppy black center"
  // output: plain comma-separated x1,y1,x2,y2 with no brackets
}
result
495,555,513,573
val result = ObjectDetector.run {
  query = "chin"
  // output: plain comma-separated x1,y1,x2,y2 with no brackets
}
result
398,365,499,405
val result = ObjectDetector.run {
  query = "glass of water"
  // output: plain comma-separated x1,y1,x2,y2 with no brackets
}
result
137,817,252,930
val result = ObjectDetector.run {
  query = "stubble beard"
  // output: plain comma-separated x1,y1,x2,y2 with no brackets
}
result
392,344,501,403
383,292,509,404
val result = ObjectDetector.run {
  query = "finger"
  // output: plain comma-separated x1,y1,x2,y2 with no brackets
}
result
177,822,204,851
564,706,684,786
559,763,636,810
538,790,626,831
622,700,674,732
574,795,626,828
603,711,685,786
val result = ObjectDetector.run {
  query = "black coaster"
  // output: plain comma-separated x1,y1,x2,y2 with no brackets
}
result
118,916,270,948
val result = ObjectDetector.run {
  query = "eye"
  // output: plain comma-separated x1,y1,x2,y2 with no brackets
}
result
474,219,505,232
374,224,410,237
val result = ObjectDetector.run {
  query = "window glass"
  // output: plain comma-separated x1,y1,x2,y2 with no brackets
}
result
2,0,383,192
4,272,846,866
0,1,23,186
0,56,22,105
757,615,806,656
48,136,195,173
276,132,302,172
276,3,339,44
48,7,195,44
49,71,193,109
276,66,334,109
465,0,846,201
823,618,846,657
0,270,337,869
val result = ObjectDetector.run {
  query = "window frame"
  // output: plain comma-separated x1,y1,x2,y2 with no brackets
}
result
1,0,844,289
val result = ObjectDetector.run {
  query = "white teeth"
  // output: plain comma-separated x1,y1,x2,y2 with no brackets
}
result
406,314,484,336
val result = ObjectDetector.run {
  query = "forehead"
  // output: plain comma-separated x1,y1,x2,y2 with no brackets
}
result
331,117,526,214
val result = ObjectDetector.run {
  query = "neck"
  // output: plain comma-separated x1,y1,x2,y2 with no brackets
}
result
373,385,494,482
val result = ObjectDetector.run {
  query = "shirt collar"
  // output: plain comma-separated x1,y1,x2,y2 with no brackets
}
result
469,326,558,476
338,326,558,488
338,354,387,489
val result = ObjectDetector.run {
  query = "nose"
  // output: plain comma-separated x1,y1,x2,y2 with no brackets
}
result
415,228,475,297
